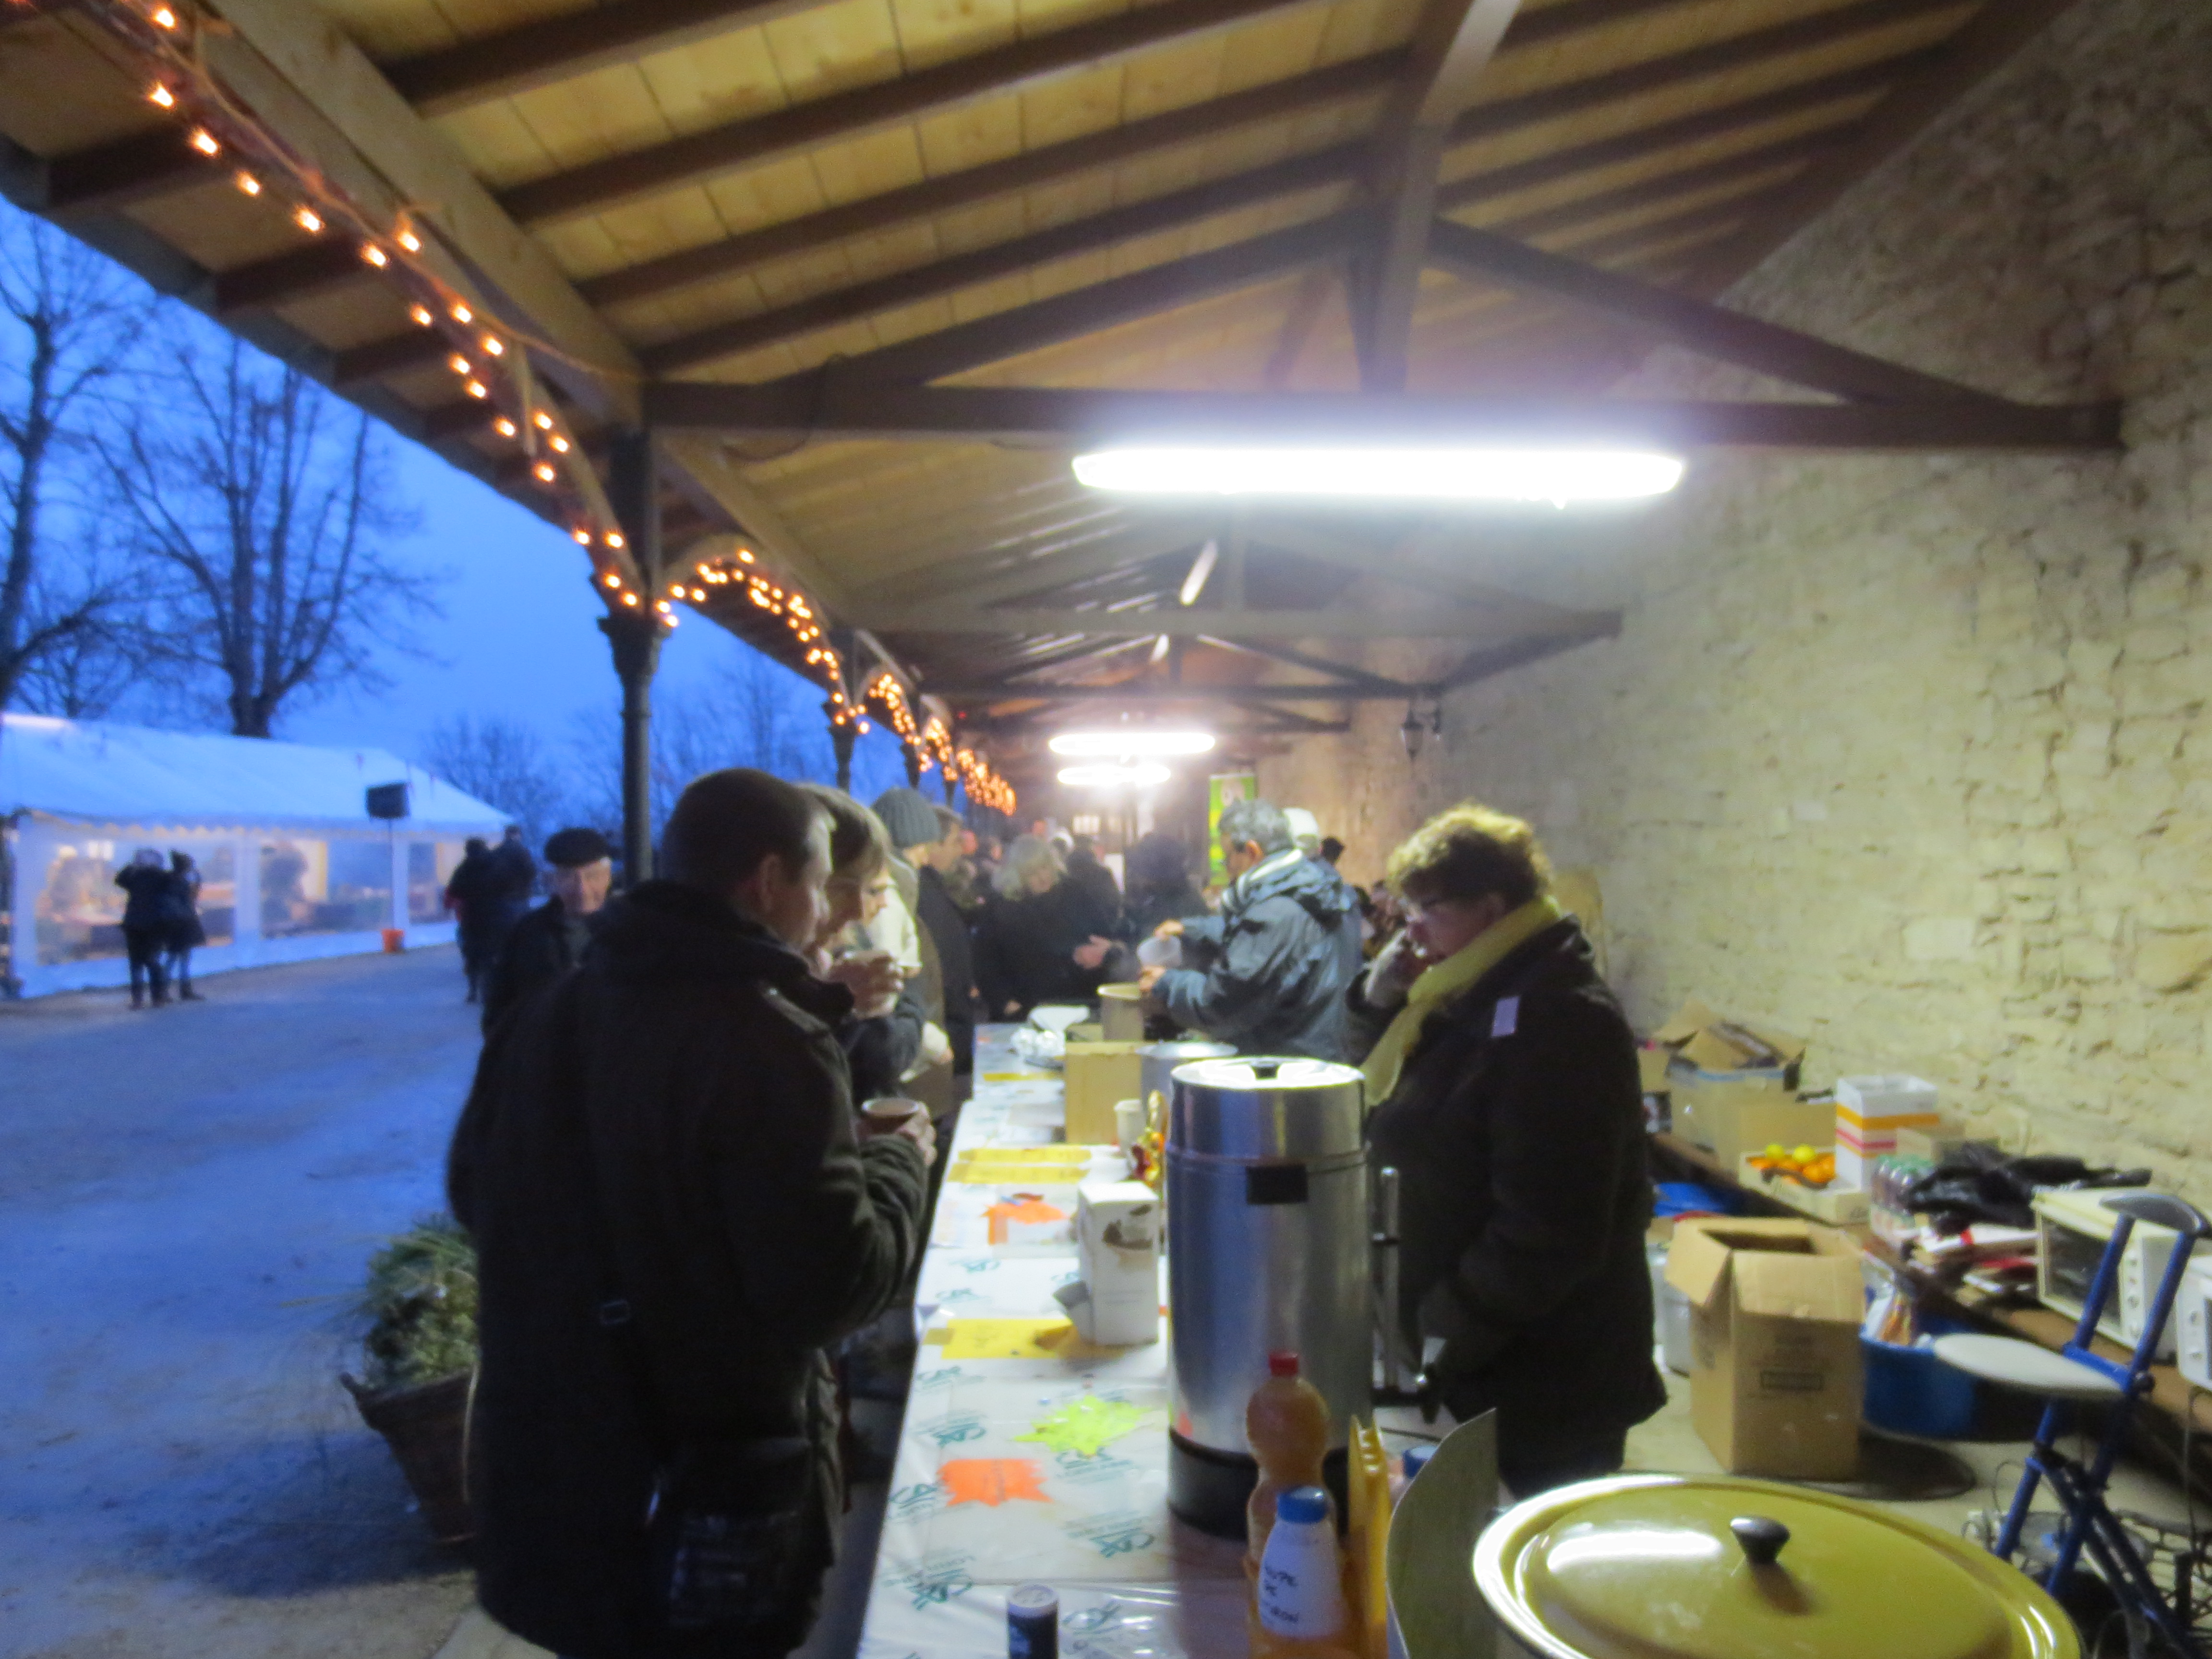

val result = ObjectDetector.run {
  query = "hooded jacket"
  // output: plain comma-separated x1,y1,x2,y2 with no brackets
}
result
1154,847,1361,1060
448,881,928,1659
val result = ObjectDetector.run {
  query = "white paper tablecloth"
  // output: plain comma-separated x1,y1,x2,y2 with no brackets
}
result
856,1028,1248,1659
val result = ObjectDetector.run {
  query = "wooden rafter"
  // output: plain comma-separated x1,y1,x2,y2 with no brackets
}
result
496,0,1317,228
381,0,824,118
579,53,1404,313
858,528,1205,611
1441,619,1623,688
868,604,1619,641
913,682,1432,703
1357,0,1523,392
644,383,2122,452
639,147,1366,374
1683,0,2096,297
1423,220,2007,405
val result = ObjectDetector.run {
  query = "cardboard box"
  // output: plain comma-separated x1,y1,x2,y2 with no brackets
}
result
1892,1124,1972,1165
1836,1075,1941,1184
1652,996,1807,1084
1669,1064,1835,1166
1666,1218,1864,1479
1100,984,1146,1041
1063,1041,1146,1144
1071,1181,1162,1345
1637,1046,1673,1094
1735,1156,1871,1226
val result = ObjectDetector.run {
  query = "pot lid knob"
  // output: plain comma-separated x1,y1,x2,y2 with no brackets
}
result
1729,1516,1790,1566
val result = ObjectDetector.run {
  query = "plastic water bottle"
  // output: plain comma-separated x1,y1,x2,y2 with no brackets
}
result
1257,1486,1347,1642
1388,1443,1434,1504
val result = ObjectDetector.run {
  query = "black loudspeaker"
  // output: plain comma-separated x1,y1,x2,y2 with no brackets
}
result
365,782,410,820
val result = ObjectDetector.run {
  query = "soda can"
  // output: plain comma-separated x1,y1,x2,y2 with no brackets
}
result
1007,1583,1058,1659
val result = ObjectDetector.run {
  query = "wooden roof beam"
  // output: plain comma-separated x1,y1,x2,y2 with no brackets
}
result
39,127,220,217
765,209,1375,392
1482,126,1847,244
210,240,377,316
1424,219,2006,405
498,0,1321,229
581,53,1402,312
1355,0,1524,392
644,382,2122,452
331,329,453,388
913,682,1431,703
1441,619,1622,689
1683,0,2094,297
866,605,1517,640
858,527,1208,611
640,146,1366,373
383,0,826,118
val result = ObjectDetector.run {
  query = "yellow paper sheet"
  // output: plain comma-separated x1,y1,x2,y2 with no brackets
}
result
950,1163,1087,1185
940,1318,1084,1359
964,1147,1087,1164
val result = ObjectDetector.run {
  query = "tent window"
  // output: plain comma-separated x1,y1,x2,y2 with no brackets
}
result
35,839,126,965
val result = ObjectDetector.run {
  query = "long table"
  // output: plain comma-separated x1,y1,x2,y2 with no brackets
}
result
855,1027,1249,1659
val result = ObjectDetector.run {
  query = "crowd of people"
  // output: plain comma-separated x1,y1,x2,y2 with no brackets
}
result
445,769,1660,1659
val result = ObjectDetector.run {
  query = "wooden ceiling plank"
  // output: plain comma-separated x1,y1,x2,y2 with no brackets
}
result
644,382,2122,451
495,0,1319,229
1358,0,1524,392
642,144,1366,373
383,0,827,118
866,605,1518,640
1435,50,1926,216
781,207,1375,389
210,239,377,315
1447,0,1967,148
1423,217,2005,404
1482,126,1845,242
1682,0,2094,297
579,52,1403,312
40,127,219,217
332,328,452,386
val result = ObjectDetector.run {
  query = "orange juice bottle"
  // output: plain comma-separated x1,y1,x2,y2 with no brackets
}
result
1245,1351,1332,1567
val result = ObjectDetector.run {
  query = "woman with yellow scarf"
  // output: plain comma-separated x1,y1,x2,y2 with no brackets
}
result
1351,804,1663,1496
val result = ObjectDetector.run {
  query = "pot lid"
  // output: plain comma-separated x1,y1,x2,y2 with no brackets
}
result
1472,1475,2077,1659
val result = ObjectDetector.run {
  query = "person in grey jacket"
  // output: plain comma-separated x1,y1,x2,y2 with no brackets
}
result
1137,797,1361,1060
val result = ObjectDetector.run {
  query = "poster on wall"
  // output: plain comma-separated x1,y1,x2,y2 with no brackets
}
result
1207,773,1256,880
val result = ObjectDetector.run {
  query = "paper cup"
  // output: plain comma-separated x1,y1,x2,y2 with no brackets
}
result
863,1097,925,1128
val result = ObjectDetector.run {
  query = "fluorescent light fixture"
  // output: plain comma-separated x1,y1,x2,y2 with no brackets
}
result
1059,762,1172,788
1072,446,1684,502
1050,730,1215,758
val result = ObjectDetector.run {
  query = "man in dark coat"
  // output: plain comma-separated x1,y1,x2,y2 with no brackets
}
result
448,769,932,1659
1349,804,1664,1495
445,837,498,1002
481,826,615,1034
113,848,173,1009
1138,797,1361,1060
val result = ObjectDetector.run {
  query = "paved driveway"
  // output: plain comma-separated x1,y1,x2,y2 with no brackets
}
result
0,946,484,1659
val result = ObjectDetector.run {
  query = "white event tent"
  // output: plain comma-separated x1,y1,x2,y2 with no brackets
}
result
1,713,505,998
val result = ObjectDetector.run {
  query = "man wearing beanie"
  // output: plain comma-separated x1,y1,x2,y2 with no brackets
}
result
481,826,613,1034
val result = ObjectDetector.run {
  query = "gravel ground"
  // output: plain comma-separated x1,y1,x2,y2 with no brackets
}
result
0,946,484,1659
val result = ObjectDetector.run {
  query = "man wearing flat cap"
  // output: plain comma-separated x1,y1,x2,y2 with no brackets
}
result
481,827,614,1034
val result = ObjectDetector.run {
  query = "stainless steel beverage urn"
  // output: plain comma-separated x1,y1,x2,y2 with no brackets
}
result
1164,1055,1370,1536
1138,1040,1234,1128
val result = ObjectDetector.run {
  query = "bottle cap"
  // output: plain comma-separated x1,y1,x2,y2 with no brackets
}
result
1277,1485,1329,1525
1402,1445,1434,1481
1267,1351,1301,1378
1008,1584,1058,1616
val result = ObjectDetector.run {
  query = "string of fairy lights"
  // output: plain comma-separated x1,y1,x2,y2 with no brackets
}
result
63,0,1017,815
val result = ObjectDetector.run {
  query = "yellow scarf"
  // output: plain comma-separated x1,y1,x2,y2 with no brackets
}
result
1360,896,1563,1103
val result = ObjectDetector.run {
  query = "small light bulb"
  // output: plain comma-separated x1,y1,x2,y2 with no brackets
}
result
571,528,591,545
621,591,640,607
149,84,176,108
189,129,220,157
481,335,504,356
493,416,517,438
447,353,470,375
533,461,556,483
451,302,472,324
532,410,553,431
396,226,422,253
737,548,754,563
152,6,178,27
549,435,570,454
465,379,487,398
655,600,671,614
361,242,388,267
603,573,621,589
604,531,625,550
409,304,434,327
234,170,261,196
294,205,323,233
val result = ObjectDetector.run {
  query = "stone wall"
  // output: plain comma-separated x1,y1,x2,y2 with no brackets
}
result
1262,0,2212,1188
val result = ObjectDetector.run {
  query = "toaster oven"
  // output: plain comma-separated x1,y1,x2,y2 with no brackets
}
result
2033,1186,2181,1359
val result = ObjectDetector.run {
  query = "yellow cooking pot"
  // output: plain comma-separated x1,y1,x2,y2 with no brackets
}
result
1472,1473,2078,1659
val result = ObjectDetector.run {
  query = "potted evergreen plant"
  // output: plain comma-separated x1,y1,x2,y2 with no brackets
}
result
342,1215,478,1544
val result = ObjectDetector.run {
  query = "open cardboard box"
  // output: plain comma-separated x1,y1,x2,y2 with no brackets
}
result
1666,1217,1864,1479
1651,996,1806,1082
1063,1040,1145,1144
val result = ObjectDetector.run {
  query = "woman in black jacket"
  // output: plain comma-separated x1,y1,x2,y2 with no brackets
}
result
113,848,174,1009
973,835,1108,1019
164,851,208,1001
1350,804,1664,1496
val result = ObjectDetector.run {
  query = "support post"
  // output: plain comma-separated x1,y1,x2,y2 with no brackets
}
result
600,613,662,885
943,769,959,807
903,742,924,787
606,429,663,884
828,704,858,793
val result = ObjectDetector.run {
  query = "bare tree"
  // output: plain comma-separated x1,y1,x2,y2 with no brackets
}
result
103,338,437,736
422,714,569,845
0,206,151,719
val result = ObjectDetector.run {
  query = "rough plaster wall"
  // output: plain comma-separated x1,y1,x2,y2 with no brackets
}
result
1269,0,2212,1187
